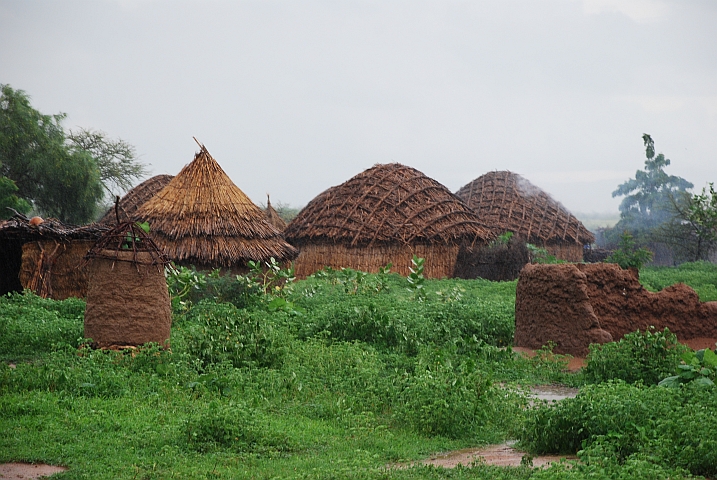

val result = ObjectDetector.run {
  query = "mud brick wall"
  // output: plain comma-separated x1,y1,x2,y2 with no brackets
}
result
514,263,717,356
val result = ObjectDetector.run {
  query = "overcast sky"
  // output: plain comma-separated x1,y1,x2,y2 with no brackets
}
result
1,0,715,218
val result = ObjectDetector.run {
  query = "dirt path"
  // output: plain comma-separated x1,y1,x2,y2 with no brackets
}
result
0,463,67,479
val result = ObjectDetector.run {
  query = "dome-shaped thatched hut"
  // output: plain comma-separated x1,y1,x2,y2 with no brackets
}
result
98,174,174,226
285,163,494,278
135,142,297,271
455,171,594,262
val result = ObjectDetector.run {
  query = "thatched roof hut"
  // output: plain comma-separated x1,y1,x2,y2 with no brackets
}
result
455,171,595,262
135,143,298,270
284,163,495,278
264,195,287,231
0,214,108,299
98,174,174,226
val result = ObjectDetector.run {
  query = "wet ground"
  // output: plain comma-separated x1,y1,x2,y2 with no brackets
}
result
0,463,67,479
418,384,580,469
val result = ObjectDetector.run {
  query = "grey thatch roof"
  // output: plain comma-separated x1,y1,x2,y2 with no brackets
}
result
455,170,594,245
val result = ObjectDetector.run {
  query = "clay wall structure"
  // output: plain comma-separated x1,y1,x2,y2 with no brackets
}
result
514,263,717,357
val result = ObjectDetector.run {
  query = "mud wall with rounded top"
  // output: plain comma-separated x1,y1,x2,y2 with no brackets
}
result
515,263,717,356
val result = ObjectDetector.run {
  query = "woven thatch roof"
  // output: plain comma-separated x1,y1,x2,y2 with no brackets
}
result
0,214,108,241
135,143,298,267
264,195,287,231
455,171,595,245
98,174,174,226
285,163,494,247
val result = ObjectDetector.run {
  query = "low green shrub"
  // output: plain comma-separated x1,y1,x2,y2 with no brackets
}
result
519,381,717,477
184,400,294,453
176,300,285,369
583,327,688,385
393,349,525,440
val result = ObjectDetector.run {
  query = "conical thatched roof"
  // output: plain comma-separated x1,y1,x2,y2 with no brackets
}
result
264,194,287,231
98,174,174,226
285,163,494,247
455,171,594,245
135,143,298,267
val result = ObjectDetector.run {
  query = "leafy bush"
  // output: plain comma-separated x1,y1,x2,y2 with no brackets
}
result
659,347,717,388
177,300,285,369
184,400,293,453
583,327,688,385
520,381,717,477
605,231,653,269
519,381,680,456
392,350,525,440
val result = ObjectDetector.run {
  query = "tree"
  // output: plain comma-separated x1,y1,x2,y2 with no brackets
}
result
607,134,693,246
0,164,31,218
658,183,717,262
0,84,141,224
67,127,148,199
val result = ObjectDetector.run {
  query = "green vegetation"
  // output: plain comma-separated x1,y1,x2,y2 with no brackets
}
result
605,232,653,269
640,261,717,301
0,84,147,222
2,262,717,478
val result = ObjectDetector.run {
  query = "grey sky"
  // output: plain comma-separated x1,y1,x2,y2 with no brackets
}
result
1,0,715,218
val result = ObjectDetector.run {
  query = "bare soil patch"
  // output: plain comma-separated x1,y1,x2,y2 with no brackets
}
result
0,463,67,479
419,441,577,468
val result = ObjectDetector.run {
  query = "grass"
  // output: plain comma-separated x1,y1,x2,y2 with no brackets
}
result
1,262,715,479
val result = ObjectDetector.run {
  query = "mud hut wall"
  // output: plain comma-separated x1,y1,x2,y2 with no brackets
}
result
542,241,585,263
19,240,96,300
514,263,612,357
515,263,717,356
84,251,171,348
292,243,460,279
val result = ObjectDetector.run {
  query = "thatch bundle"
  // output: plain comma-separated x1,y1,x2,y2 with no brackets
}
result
0,214,108,298
285,163,494,278
135,143,298,270
98,174,174,226
84,221,172,348
264,194,287,231
456,171,594,262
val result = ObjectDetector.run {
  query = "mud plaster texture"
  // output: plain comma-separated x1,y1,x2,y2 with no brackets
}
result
84,251,171,348
514,263,717,357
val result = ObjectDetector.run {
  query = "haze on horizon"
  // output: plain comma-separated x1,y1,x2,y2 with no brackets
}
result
1,0,715,221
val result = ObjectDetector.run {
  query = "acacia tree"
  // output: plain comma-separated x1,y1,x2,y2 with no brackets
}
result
658,183,717,262
67,127,148,199
0,84,147,223
607,134,693,246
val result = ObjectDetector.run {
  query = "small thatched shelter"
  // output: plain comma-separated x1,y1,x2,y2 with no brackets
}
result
284,163,495,278
264,194,287,231
0,214,108,299
84,221,172,348
456,171,594,262
135,142,298,271
97,174,174,226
